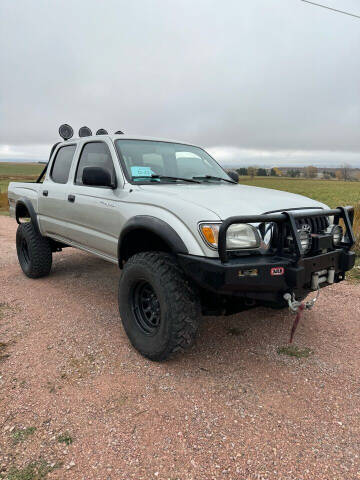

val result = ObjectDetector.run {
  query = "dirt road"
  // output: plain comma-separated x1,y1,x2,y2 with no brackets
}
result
1,216,360,479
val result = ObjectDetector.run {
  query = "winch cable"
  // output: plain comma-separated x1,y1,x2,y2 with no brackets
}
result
289,302,305,344
283,288,320,343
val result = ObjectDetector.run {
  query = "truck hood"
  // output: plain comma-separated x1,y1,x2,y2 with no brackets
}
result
138,183,328,219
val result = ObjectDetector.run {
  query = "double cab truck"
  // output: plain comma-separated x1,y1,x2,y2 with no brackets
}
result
7,125,356,360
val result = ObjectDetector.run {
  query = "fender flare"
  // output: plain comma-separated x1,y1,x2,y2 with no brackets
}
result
15,198,40,235
118,216,188,266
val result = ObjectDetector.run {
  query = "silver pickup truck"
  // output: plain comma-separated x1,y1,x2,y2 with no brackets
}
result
7,125,356,360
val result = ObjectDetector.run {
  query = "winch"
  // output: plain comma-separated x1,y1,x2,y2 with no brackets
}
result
311,267,335,290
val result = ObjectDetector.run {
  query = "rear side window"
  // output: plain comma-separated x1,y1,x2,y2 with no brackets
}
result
75,142,116,185
51,145,76,184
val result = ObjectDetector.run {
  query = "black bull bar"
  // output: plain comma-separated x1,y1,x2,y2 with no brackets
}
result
218,206,355,263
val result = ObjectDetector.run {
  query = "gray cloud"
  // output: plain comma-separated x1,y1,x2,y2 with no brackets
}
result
1,0,359,166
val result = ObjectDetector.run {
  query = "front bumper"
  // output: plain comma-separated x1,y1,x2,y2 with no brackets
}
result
179,206,356,305
178,249,356,303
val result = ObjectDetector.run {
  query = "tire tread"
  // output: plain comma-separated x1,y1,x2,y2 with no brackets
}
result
120,252,200,361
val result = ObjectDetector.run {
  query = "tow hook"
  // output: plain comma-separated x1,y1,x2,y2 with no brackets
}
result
283,289,320,343
283,289,320,313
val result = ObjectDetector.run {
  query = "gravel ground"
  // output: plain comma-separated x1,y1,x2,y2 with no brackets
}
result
0,215,360,480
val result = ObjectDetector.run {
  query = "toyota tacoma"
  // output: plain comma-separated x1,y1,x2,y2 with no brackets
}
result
7,125,356,360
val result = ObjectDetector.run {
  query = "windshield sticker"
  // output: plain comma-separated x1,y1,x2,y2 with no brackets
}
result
131,166,153,177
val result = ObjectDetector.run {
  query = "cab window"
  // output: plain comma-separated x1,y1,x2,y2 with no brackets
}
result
50,145,76,184
75,142,116,185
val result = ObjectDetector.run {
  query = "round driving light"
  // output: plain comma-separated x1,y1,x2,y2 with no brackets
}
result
96,128,108,135
79,126,92,137
298,229,312,254
58,124,73,140
331,225,343,246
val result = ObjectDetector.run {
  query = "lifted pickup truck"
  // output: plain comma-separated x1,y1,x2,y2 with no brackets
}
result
8,125,356,360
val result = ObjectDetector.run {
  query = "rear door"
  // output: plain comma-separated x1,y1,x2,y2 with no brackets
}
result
63,140,125,259
38,143,77,238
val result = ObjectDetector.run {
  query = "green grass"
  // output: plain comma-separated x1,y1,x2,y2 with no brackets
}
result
57,432,73,446
0,163,43,214
0,163,43,196
11,427,37,444
238,176,359,208
347,257,360,283
6,461,60,480
0,162,43,177
277,345,312,358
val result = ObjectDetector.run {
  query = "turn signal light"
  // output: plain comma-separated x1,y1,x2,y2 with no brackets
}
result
200,224,219,246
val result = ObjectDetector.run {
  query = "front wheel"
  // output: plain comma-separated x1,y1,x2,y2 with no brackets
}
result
118,252,200,361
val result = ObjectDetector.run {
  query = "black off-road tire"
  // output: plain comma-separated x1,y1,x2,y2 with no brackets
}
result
16,222,52,278
118,252,201,361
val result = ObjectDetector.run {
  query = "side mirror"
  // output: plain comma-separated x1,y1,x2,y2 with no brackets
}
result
82,166,115,188
228,170,239,183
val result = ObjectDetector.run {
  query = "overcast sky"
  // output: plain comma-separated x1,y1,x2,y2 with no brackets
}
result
1,0,359,167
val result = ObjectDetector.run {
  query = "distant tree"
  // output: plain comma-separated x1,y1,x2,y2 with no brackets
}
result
257,168,267,176
237,167,248,176
304,166,318,178
247,166,257,178
335,170,342,180
339,164,352,181
270,167,282,177
355,171,360,182
288,169,300,178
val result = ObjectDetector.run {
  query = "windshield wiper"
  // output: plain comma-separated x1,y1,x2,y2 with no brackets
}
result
133,175,200,184
192,175,236,184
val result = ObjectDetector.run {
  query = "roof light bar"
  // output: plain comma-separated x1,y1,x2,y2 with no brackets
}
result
59,124,74,141
79,126,92,137
96,128,108,135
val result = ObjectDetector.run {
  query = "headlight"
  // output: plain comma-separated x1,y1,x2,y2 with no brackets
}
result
325,224,343,246
199,223,261,250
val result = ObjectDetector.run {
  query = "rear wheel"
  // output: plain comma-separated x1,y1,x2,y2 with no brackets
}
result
16,222,52,278
118,252,200,361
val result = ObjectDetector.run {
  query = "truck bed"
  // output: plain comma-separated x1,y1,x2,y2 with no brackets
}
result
7,182,42,218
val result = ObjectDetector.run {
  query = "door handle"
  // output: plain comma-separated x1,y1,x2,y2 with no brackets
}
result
68,194,75,203
42,190,48,197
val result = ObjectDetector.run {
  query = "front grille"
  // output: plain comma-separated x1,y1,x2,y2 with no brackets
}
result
283,215,330,256
295,215,329,234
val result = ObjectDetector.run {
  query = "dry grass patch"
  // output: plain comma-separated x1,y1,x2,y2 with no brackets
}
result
0,191,8,213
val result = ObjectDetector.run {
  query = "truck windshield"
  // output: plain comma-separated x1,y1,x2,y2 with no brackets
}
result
115,139,231,184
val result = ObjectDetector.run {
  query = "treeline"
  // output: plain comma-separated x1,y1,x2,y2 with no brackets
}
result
236,167,281,177
235,165,359,181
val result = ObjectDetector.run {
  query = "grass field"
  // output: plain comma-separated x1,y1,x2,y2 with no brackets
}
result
0,163,44,215
238,176,359,208
240,176,360,256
